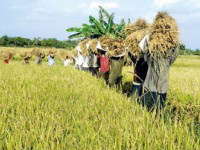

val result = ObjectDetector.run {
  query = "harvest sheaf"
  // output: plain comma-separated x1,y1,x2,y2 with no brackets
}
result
0,47,199,149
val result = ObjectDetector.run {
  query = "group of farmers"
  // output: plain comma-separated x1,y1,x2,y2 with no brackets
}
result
1,12,179,110
71,11,179,110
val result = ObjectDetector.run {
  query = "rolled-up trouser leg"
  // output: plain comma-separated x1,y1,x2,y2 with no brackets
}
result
131,83,142,98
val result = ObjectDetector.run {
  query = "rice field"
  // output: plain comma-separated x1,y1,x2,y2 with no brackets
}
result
0,47,199,149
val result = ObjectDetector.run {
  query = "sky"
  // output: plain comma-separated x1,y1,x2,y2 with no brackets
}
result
0,0,200,49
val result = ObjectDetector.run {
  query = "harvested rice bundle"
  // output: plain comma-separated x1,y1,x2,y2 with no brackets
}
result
149,12,179,57
79,38,91,56
89,39,98,53
125,28,149,59
59,51,72,60
98,36,112,51
125,19,148,36
108,38,126,57
20,51,32,58
32,49,46,58
1,51,13,60
48,49,57,57
125,19,149,59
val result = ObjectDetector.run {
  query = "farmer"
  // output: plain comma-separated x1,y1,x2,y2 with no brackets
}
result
88,51,99,76
88,40,99,76
139,35,178,109
81,43,91,71
48,51,56,66
63,56,73,67
108,54,125,90
76,45,84,70
35,53,45,65
128,52,148,98
3,52,12,64
97,42,110,84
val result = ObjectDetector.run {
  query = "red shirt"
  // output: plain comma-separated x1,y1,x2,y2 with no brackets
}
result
99,54,110,72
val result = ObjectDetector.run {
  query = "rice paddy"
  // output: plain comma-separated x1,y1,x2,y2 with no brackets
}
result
0,47,199,149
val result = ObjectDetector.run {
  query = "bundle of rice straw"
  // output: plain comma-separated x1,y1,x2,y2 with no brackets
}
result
89,39,98,53
32,49,46,58
125,19,149,59
149,12,179,57
98,36,112,51
1,51,12,60
108,38,126,57
59,51,72,60
79,38,91,57
125,19,149,36
48,49,57,57
20,51,32,58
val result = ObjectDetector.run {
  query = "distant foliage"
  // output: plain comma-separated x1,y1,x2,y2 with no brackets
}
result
179,43,200,55
0,35,79,49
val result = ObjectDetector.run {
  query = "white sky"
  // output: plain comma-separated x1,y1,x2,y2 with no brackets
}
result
0,0,200,49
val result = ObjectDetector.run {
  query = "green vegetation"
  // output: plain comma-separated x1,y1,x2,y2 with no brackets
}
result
0,35,79,49
66,6,126,39
0,50,199,149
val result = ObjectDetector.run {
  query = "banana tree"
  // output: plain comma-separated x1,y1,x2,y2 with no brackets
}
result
66,6,126,39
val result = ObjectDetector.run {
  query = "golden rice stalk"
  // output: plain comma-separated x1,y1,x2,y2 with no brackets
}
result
149,12,180,56
125,28,149,59
125,19,149,36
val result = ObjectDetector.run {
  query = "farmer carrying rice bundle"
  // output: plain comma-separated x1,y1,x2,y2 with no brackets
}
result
97,36,110,84
32,49,46,65
125,19,149,98
139,12,179,110
48,49,57,66
88,39,99,76
20,51,32,64
80,38,91,71
107,38,126,89
1,51,13,64
59,51,73,67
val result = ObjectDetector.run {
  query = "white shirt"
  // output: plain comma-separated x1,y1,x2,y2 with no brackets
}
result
64,59,72,66
77,52,84,66
82,56,90,68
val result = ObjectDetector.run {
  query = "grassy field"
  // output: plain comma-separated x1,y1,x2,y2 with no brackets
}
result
0,47,199,149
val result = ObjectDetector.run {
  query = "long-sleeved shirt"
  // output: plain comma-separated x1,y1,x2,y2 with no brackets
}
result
139,35,178,93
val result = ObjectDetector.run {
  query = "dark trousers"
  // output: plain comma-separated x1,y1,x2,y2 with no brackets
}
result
141,91,167,110
89,67,99,76
82,67,89,71
99,71,109,85
108,76,123,90
131,84,142,98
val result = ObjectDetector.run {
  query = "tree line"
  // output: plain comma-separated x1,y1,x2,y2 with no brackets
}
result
0,35,199,55
0,35,79,49
179,44,200,55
